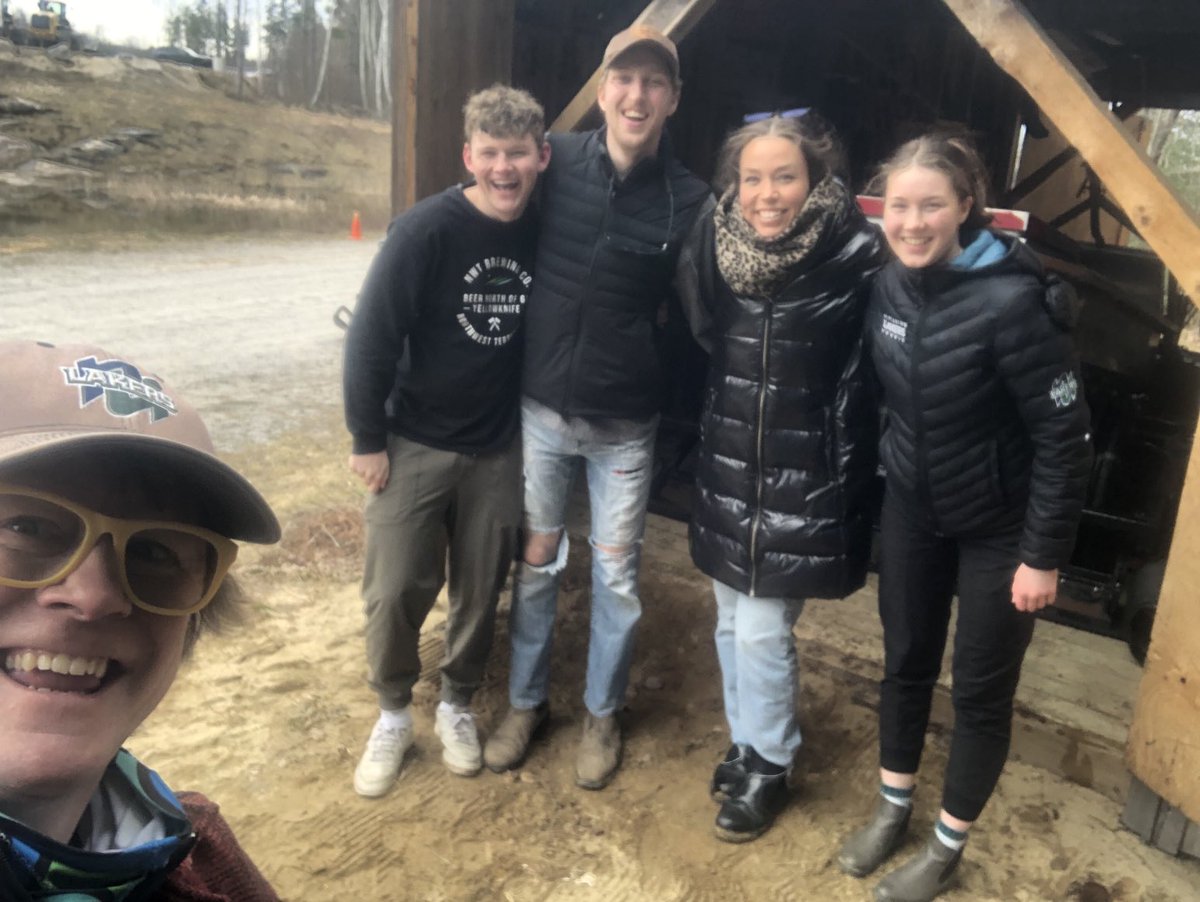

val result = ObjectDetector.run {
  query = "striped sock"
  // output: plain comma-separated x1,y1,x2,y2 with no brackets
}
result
880,783,914,809
935,819,968,851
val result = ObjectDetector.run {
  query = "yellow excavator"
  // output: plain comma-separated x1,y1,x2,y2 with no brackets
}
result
27,0,78,49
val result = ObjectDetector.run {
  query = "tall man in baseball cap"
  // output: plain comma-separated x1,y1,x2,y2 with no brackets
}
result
0,340,280,899
485,24,713,789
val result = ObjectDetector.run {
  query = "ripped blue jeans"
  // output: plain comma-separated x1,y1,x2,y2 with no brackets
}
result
507,398,657,718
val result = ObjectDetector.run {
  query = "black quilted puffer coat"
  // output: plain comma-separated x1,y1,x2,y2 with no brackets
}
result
687,189,884,599
866,233,1092,569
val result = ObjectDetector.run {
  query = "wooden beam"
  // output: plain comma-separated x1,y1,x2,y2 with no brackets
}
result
1125,416,1200,826
1005,106,1138,206
550,0,721,133
391,0,516,213
940,0,1200,306
390,0,419,216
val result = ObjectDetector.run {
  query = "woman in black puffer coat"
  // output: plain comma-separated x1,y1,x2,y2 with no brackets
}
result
837,134,1092,902
678,111,883,843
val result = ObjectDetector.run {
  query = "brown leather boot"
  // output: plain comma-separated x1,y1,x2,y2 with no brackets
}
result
483,703,548,773
575,712,621,790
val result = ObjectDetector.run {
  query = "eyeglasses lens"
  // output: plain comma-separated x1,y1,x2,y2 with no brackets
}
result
0,492,85,581
0,492,218,611
125,528,217,610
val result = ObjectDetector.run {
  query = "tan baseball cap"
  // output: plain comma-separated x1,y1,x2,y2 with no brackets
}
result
0,340,280,543
602,24,679,83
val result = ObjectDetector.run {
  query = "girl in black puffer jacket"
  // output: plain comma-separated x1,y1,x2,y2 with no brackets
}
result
679,111,883,843
838,135,1092,902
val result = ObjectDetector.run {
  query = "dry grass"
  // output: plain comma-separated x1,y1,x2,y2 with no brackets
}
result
0,43,394,239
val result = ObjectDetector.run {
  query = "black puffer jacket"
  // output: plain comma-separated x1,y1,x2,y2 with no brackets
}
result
522,129,711,418
867,233,1092,569
688,189,884,599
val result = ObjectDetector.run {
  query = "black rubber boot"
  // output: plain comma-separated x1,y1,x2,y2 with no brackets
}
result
713,747,789,843
873,835,962,902
837,794,912,877
709,743,745,802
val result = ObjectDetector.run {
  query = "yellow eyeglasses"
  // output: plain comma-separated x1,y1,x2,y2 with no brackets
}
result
0,483,238,616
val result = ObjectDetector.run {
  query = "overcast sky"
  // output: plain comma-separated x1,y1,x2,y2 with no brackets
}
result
14,0,266,50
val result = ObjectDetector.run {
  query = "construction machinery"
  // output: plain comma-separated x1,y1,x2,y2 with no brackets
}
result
27,0,77,49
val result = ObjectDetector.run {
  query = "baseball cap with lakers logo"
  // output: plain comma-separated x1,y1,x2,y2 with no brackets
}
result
0,340,279,543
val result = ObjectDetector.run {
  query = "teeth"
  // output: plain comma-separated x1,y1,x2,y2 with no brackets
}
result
5,650,109,679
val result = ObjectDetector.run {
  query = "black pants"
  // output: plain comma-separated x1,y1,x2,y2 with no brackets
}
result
877,490,1037,822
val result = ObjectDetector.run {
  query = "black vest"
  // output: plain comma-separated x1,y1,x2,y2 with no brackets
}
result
522,129,710,418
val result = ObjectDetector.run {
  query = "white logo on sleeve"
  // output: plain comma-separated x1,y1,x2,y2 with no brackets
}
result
881,313,908,343
1049,371,1078,408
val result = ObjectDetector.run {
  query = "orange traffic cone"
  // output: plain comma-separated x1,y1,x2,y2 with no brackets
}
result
349,210,362,240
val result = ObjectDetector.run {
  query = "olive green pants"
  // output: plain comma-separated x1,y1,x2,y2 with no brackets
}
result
362,433,521,709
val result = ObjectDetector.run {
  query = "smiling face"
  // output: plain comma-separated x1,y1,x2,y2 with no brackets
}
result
597,47,679,174
737,135,812,240
882,164,973,268
462,130,550,223
1,463,192,840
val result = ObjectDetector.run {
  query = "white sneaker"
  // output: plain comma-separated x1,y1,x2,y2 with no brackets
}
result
353,717,414,797
435,703,482,776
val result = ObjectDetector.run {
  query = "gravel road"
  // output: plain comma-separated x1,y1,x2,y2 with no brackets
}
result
1,238,380,450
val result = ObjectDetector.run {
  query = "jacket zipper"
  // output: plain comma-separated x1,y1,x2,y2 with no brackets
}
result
749,300,772,596
908,275,939,529
563,174,615,415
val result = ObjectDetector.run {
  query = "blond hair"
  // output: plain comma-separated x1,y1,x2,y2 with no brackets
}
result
463,84,546,144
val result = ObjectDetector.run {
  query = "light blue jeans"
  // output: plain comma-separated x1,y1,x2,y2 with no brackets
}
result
508,398,657,718
712,579,806,768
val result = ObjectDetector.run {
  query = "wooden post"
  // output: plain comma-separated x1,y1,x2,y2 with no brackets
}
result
550,0,721,133
940,0,1200,824
1125,429,1200,825
940,0,1200,305
390,0,517,214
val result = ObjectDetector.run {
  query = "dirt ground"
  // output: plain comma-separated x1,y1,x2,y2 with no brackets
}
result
3,241,1198,901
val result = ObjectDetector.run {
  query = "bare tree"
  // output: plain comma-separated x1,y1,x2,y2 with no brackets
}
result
358,0,375,112
309,2,333,107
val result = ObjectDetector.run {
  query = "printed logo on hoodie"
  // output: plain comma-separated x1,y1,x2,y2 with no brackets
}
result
458,256,532,347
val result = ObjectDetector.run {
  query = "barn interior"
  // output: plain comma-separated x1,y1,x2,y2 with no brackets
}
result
510,0,1200,642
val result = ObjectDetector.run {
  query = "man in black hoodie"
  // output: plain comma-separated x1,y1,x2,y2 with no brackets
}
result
343,85,549,797
483,25,711,790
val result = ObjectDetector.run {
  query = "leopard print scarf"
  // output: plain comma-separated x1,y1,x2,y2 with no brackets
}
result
714,173,851,296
